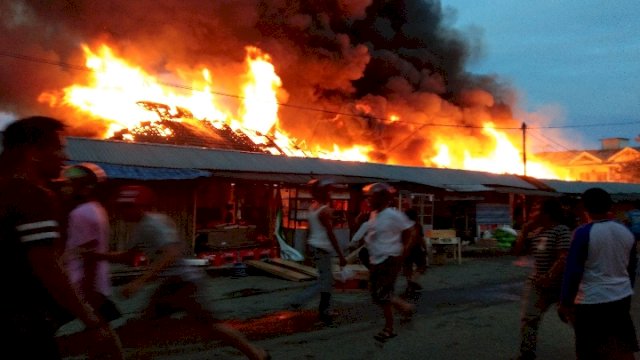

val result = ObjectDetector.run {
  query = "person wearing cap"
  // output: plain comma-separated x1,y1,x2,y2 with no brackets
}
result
0,116,123,359
559,188,638,359
288,178,347,325
357,182,417,342
62,163,122,324
114,185,270,360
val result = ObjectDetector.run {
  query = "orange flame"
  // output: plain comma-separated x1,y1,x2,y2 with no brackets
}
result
430,123,568,179
40,44,231,137
40,43,573,179
239,46,281,135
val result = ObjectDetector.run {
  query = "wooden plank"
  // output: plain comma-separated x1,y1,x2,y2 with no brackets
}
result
426,229,456,238
345,245,365,264
269,258,318,277
245,260,313,282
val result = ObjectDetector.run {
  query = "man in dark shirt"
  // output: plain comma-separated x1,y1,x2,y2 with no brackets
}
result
0,116,122,359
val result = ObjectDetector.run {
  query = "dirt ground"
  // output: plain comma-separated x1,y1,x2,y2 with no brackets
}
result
57,254,640,359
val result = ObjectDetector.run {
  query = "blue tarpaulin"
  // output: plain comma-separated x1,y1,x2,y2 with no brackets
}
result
68,161,211,180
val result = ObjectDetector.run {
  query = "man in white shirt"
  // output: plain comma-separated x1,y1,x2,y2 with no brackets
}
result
358,183,416,343
289,179,346,325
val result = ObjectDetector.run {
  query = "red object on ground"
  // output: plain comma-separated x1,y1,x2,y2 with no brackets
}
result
220,250,238,265
132,252,148,267
196,245,280,268
257,247,272,260
239,249,256,261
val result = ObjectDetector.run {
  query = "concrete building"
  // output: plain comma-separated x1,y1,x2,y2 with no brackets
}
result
536,137,640,183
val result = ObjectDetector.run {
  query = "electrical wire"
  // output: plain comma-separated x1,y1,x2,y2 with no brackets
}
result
1,50,639,131
527,129,575,152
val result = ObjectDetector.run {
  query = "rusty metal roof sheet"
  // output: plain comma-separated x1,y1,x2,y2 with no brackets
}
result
66,137,539,189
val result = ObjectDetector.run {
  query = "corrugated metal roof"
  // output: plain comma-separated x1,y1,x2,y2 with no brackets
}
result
491,186,562,197
441,184,493,192
210,171,386,184
541,179,640,195
66,137,539,190
69,161,211,180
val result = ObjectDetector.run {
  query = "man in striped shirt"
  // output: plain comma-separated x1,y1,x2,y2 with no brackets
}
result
559,187,638,359
513,198,572,359
0,116,122,359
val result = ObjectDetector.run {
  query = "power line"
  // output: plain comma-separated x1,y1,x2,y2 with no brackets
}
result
2,50,639,131
0,51,91,72
537,122,640,129
527,130,573,152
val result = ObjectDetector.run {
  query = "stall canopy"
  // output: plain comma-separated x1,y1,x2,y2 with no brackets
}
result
68,161,211,180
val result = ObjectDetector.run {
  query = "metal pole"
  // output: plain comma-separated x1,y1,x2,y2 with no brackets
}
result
521,122,527,177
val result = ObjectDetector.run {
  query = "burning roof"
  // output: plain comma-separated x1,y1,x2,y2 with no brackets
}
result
0,0,573,180
109,101,275,153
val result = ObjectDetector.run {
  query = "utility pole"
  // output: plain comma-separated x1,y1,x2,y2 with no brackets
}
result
521,122,527,177
521,122,528,223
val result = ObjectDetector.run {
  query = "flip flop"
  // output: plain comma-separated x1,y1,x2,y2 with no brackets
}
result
374,328,398,342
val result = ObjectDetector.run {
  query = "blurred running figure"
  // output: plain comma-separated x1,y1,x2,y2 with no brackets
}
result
559,188,638,360
289,178,347,325
62,163,122,323
115,185,270,360
358,182,416,342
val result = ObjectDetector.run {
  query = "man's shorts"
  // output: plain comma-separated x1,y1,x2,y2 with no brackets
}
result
145,274,216,322
403,245,428,275
574,296,639,358
369,256,402,305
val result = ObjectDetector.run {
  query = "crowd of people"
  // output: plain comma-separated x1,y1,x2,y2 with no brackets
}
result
1,116,124,359
2,115,638,359
513,191,638,359
1,116,269,360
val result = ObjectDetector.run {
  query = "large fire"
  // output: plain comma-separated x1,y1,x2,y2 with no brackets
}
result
39,43,569,180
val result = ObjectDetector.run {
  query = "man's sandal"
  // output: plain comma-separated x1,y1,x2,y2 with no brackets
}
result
374,328,397,342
